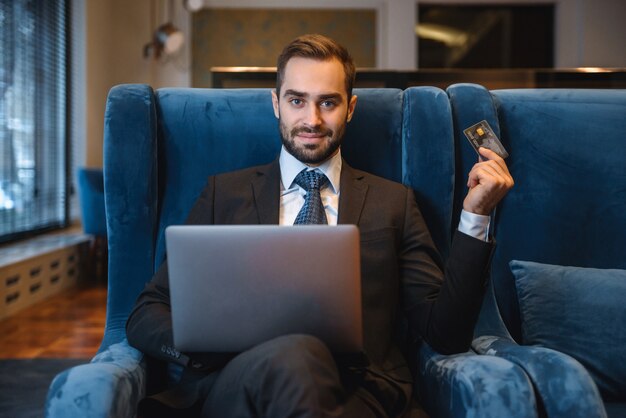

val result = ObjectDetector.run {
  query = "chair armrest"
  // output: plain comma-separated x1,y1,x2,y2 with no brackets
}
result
473,336,607,418
45,340,146,418
415,342,537,418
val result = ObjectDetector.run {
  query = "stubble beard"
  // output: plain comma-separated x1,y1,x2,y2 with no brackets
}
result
279,118,346,165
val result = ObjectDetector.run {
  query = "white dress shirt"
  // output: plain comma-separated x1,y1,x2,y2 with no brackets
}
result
278,146,490,241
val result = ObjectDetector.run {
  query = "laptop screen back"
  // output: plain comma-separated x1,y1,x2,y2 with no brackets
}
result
166,225,362,353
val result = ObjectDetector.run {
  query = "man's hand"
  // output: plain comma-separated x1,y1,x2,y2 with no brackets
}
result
463,147,514,216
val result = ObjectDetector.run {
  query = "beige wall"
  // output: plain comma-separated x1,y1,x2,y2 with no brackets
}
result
84,1,111,168
81,0,190,168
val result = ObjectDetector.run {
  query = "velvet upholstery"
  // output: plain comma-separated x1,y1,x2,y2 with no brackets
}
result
46,84,533,418
415,342,537,418
448,83,626,417
402,87,455,261
46,340,146,417
511,260,626,401
473,336,607,418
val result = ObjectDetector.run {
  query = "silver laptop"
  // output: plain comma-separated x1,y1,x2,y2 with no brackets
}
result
165,225,362,353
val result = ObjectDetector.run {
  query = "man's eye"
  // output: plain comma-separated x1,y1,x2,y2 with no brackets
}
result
321,100,336,108
289,98,303,106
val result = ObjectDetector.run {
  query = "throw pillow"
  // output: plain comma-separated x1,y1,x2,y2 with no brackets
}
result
510,260,626,401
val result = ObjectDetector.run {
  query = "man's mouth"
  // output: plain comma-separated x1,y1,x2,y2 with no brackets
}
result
291,127,332,142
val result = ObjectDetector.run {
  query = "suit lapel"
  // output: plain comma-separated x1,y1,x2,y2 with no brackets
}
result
338,161,368,225
251,159,281,224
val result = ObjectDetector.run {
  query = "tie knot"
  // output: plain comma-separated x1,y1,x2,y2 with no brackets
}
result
294,169,328,192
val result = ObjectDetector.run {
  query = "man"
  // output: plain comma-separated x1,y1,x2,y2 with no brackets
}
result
127,34,514,418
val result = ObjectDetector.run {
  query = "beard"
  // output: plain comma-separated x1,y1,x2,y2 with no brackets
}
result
279,118,346,165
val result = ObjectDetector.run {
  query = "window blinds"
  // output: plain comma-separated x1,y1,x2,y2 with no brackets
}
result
0,0,69,243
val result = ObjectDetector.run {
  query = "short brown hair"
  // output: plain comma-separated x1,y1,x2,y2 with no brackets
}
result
276,34,356,99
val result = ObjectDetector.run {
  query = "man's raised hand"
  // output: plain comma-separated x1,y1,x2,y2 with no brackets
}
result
463,147,514,216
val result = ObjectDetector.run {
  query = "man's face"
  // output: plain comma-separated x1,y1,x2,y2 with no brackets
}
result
272,57,357,166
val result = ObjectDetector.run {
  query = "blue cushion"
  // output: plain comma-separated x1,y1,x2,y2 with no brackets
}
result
510,260,626,401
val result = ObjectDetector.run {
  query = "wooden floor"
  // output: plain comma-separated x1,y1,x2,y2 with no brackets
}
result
0,283,107,359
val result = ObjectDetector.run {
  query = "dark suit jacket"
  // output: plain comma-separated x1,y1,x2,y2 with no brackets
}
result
126,159,494,416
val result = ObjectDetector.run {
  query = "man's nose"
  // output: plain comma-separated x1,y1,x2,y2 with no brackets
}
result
304,105,322,127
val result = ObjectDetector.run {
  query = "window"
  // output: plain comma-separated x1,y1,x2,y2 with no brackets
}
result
0,0,69,243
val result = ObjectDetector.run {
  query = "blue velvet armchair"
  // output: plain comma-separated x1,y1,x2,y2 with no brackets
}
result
46,84,534,418
448,84,626,418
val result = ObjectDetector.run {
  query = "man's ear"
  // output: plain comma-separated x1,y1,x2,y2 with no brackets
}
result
271,90,280,119
346,94,358,123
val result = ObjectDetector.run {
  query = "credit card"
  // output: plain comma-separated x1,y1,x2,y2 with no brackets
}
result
463,120,509,159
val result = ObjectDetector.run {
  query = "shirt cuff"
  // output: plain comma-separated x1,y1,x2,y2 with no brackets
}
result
458,209,491,242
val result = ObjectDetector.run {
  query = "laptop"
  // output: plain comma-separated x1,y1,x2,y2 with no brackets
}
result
165,225,362,353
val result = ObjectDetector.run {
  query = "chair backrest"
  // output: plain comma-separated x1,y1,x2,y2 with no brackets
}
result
151,87,406,266
448,83,626,340
403,87,455,260
102,84,456,351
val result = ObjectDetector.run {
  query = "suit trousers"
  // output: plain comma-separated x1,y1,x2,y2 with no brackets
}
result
200,334,395,418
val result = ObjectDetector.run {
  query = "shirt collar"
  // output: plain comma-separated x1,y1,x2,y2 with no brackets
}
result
279,146,342,194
